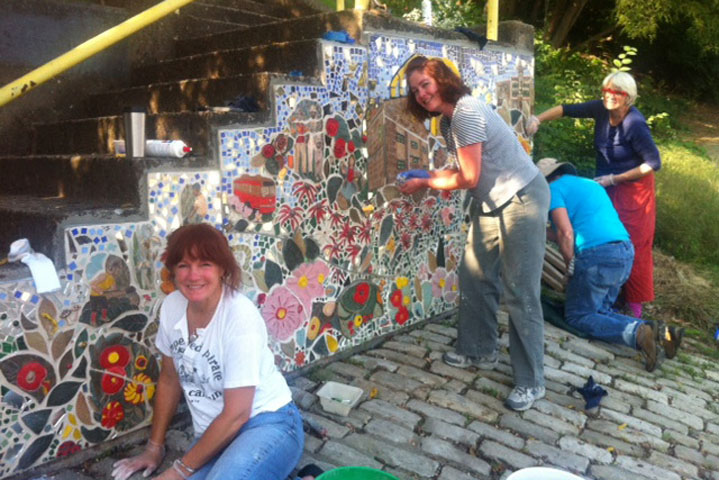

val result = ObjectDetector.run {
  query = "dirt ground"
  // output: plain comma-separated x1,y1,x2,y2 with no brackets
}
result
680,102,719,161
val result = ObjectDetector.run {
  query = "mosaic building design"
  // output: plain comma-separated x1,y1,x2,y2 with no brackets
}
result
0,30,533,477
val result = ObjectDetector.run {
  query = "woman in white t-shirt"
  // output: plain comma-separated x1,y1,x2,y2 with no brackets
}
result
112,223,304,480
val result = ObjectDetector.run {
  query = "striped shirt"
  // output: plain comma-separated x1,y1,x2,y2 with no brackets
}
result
440,95,539,213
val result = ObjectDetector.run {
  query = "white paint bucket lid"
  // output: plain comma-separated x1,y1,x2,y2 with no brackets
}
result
507,467,586,480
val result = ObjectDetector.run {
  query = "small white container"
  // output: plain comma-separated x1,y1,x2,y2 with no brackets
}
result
113,139,191,158
316,381,363,416
507,467,586,480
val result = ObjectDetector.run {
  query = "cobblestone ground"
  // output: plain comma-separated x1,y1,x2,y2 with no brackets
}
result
30,313,719,480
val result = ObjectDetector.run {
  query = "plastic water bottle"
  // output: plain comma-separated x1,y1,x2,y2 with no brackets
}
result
113,139,191,157
145,140,192,157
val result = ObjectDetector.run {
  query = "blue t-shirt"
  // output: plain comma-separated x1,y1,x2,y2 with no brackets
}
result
549,175,629,252
562,100,661,176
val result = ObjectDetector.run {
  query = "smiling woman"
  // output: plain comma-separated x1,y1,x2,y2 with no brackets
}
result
529,71,661,320
401,55,550,412
111,223,304,480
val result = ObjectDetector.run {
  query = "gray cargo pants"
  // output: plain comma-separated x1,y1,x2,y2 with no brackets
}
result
456,173,550,388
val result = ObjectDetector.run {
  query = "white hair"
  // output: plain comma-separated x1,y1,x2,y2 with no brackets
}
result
602,71,638,105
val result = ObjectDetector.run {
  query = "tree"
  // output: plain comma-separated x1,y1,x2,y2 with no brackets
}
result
615,0,719,55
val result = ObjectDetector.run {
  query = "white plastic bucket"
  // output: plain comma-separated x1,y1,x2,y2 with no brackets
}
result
507,467,586,480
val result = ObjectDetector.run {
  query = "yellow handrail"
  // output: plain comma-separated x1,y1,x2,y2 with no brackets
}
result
0,0,198,108
487,0,498,41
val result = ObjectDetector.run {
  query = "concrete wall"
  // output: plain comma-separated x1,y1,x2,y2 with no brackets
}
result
0,20,534,478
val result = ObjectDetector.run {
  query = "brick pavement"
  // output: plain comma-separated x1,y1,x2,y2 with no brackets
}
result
28,312,719,480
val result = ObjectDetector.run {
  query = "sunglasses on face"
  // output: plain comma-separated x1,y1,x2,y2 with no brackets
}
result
602,88,628,97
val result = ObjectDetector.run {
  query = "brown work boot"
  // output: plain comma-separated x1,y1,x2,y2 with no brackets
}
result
636,323,657,372
662,325,684,360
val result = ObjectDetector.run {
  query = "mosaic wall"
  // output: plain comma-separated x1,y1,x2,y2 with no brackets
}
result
0,32,533,477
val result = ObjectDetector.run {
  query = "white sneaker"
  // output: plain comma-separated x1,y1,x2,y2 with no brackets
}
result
504,385,545,411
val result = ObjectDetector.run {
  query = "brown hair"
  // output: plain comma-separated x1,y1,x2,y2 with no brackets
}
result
405,55,471,121
163,223,241,291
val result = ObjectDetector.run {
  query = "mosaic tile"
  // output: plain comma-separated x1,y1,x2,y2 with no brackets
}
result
0,30,532,478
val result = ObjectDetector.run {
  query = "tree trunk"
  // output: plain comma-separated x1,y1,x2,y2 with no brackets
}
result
547,0,589,48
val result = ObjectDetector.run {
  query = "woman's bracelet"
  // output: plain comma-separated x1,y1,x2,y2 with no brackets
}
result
173,458,196,478
147,439,165,453
172,459,190,479
609,174,616,185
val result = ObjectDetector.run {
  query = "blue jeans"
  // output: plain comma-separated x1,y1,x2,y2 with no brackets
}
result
190,402,304,480
565,241,644,348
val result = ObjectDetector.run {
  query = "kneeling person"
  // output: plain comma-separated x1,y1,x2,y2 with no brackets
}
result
538,158,657,371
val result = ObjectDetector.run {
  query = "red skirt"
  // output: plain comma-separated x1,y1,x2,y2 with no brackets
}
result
607,173,656,302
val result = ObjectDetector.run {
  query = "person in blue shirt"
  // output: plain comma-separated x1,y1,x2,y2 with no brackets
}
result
537,157,662,371
528,72,660,320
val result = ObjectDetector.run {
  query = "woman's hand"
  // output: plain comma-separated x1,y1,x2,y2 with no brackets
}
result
593,174,616,187
111,441,165,480
399,178,427,195
525,115,541,135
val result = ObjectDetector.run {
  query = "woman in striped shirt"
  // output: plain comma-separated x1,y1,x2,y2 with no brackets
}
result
400,55,550,412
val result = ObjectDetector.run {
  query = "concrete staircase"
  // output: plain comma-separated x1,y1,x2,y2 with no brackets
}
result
0,0,366,266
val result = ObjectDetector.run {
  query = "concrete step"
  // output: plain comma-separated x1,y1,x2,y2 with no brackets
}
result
173,14,249,38
130,39,321,86
33,110,269,156
0,151,216,263
0,195,144,264
0,155,147,201
81,72,273,117
181,1,282,26
209,0,325,19
174,10,361,57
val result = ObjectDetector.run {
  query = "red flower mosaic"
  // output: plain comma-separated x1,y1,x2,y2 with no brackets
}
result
101,366,126,395
353,283,370,305
100,345,130,369
395,306,410,325
390,290,403,307
334,138,347,158
17,362,48,392
101,401,125,428
326,118,339,137
134,355,148,371
57,441,81,457
261,144,276,158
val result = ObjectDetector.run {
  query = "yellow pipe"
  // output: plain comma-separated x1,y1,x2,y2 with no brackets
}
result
487,0,498,41
0,0,198,108
337,0,345,11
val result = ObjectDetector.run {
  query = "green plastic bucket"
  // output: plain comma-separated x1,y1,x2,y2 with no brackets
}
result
316,466,400,480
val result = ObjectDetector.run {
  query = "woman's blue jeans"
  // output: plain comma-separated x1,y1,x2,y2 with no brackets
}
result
564,241,643,348
190,402,304,480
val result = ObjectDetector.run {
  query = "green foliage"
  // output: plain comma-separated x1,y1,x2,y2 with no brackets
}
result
382,0,485,29
615,0,719,55
532,36,606,175
655,142,719,266
610,46,637,72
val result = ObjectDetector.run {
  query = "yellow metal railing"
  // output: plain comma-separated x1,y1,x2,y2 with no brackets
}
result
0,0,198,108
337,0,370,10
487,0,498,40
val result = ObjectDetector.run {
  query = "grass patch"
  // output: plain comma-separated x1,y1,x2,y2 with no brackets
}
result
655,141,719,266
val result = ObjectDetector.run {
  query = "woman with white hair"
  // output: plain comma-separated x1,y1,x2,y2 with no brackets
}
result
527,72,661,320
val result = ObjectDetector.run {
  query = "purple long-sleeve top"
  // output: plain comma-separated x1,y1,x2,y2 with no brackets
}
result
562,100,661,176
